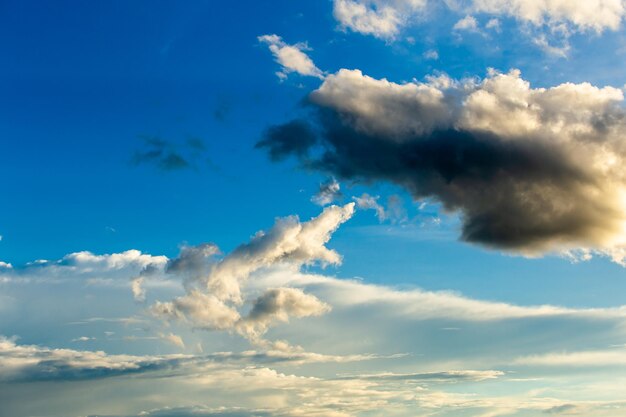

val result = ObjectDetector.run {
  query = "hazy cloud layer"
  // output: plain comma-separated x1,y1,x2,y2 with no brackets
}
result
259,68,626,261
4,209,626,416
0,335,389,384
250,267,626,322
0,336,187,382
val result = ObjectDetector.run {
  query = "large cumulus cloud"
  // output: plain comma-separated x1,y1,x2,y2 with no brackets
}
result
258,68,626,261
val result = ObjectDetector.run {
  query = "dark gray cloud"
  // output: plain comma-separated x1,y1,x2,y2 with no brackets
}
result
165,243,220,286
132,135,211,172
257,69,626,259
256,120,317,162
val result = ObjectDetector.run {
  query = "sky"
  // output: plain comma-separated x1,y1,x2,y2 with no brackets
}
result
2,1,626,416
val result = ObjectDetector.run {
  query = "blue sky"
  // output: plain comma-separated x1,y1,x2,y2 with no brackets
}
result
2,1,626,416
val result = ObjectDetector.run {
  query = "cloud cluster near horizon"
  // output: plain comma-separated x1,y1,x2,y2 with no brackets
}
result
3,203,626,416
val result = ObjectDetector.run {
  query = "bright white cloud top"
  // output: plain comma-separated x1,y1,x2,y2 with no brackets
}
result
258,34,325,80
331,0,626,57
333,0,626,39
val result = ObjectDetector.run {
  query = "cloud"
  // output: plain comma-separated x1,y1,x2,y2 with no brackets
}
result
151,204,355,344
132,135,210,172
0,336,187,382
532,30,571,57
468,0,625,33
71,336,96,342
113,407,274,417
332,0,626,39
337,369,504,382
159,333,185,349
0,335,385,385
353,193,407,223
259,68,626,262
132,136,189,170
239,287,331,340
515,347,626,367
423,49,439,60
333,0,427,39
256,120,318,161
453,15,479,31
152,290,241,331
131,276,146,302
258,34,324,80
166,243,221,287
353,193,386,221
250,267,626,322
485,17,501,31
311,177,342,205
0,249,168,284
203,203,354,303
545,404,580,414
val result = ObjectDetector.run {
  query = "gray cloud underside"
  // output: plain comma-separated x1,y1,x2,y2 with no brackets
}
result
0,336,387,383
102,408,274,417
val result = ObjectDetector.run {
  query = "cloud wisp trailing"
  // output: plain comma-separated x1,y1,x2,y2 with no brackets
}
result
259,67,626,263
312,177,342,206
258,34,325,80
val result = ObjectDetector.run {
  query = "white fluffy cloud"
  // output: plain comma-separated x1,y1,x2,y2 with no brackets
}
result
332,0,626,41
151,204,355,344
333,0,428,38
258,34,324,80
152,290,241,330
470,0,625,32
0,249,168,284
453,15,479,31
